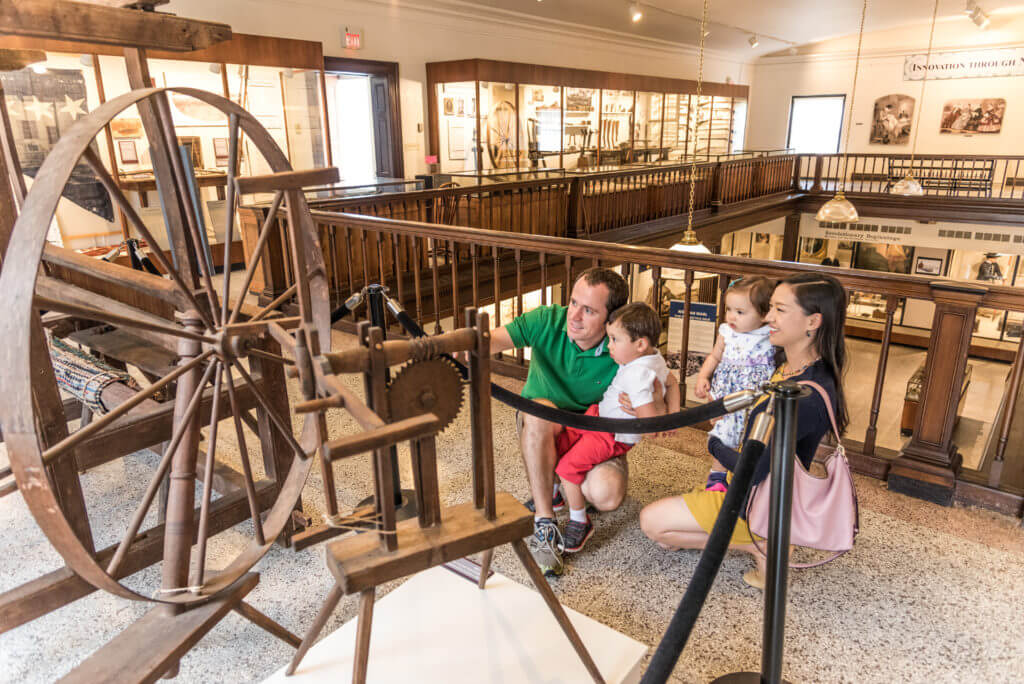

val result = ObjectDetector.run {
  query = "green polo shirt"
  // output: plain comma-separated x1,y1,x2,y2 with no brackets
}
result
505,305,617,412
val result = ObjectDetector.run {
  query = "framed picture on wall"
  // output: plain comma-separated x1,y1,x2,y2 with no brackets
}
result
213,137,230,165
456,97,465,117
939,98,1005,134
117,138,138,164
443,97,455,116
915,256,943,276
870,94,914,145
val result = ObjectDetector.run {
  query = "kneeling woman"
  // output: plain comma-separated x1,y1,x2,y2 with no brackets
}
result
639,273,848,587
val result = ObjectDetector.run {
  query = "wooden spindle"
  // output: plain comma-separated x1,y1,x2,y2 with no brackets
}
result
863,295,898,456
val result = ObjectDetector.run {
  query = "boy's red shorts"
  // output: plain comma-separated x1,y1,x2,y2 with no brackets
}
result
554,404,632,485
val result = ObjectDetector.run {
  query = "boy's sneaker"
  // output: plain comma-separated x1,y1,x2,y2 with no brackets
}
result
563,515,594,553
524,489,566,514
528,517,564,577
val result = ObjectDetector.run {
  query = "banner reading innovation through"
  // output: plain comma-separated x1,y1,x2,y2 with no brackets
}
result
904,48,1024,81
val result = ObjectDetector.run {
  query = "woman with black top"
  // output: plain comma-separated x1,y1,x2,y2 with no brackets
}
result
640,273,849,588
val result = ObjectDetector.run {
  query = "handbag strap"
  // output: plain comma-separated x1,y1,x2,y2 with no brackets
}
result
797,380,842,446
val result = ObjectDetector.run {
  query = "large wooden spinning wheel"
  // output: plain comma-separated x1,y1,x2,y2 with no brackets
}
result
0,87,330,607
486,100,517,168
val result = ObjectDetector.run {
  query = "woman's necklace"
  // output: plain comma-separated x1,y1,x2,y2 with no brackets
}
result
781,357,819,378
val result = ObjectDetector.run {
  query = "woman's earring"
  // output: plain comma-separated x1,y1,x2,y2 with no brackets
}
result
806,330,812,337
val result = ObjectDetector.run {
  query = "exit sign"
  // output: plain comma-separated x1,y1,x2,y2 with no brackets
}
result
344,26,363,50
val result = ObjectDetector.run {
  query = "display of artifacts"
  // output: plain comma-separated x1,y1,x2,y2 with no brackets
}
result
485,101,517,168
0,67,113,222
443,96,455,116
213,137,230,165
799,237,827,260
456,97,466,117
976,252,1005,282
914,256,943,276
870,94,914,145
939,98,1005,134
447,121,466,160
117,138,139,165
565,88,594,112
853,243,913,274
110,116,143,138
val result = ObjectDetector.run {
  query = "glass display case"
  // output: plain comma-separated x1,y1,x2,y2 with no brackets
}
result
427,59,748,173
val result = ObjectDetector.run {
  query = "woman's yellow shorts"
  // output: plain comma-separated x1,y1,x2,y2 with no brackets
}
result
682,487,756,545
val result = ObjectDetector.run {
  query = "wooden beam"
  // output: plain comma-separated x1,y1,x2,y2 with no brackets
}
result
59,573,259,684
234,167,339,196
0,0,231,52
0,46,42,69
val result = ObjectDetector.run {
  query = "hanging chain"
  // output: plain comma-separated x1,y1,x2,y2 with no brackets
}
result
839,0,869,195
908,0,940,174
685,0,711,235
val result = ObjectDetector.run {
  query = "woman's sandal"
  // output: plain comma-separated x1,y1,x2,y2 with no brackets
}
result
742,567,765,590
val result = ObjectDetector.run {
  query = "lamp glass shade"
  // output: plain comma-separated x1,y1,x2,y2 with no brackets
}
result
815,193,859,222
891,174,924,196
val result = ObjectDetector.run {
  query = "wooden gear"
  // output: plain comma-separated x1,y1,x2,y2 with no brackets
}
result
387,356,465,432
285,310,606,683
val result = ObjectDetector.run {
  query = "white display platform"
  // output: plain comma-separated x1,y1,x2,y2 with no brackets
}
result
265,565,648,684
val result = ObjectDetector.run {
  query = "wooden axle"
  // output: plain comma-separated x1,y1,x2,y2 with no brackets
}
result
319,327,477,374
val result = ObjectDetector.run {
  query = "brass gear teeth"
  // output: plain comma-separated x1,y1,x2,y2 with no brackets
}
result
386,356,465,433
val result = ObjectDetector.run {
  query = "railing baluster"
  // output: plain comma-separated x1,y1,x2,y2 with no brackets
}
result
680,269,694,399
343,225,355,294
412,236,423,325
515,248,525,366
493,246,502,359
430,237,442,335
540,251,549,306
360,227,370,289
563,255,571,306
471,243,480,311
863,295,898,457
450,239,459,327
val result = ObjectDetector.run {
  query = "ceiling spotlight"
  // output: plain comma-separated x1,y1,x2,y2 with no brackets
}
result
629,2,643,22
748,35,759,48
964,0,978,14
971,7,991,28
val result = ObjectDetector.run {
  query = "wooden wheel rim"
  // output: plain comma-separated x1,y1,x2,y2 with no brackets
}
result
486,100,516,168
0,87,325,605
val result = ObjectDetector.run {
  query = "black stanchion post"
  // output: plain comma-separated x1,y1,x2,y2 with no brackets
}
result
360,284,418,518
713,381,806,684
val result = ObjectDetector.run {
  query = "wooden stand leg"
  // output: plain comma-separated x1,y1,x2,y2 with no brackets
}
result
510,539,605,684
478,548,494,589
286,583,344,676
353,588,376,684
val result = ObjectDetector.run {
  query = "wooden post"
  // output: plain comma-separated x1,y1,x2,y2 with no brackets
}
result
863,295,898,458
890,282,985,505
780,211,800,262
811,155,824,193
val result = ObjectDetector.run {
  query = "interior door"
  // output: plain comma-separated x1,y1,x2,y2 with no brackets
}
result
370,76,395,178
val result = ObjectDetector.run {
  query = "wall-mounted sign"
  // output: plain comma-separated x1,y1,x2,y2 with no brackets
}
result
344,26,363,50
904,48,1024,81
799,213,1024,255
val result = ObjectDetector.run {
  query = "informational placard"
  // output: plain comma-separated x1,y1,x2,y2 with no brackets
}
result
799,213,1024,255
904,48,1024,81
666,301,717,377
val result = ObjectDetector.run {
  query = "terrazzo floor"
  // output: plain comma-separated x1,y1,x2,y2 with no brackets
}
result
2,329,1024,683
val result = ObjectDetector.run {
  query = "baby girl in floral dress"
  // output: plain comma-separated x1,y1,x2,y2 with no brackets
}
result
694,276,776,492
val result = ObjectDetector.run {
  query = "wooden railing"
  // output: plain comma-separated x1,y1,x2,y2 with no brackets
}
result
246,206,1024,514
796,153,1024,200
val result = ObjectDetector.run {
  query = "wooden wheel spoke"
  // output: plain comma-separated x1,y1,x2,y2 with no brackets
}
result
246,347,294,366
228,190,284,326
106,358,218,576
222,363,266,546
80,146,214,330
229,358,308,460
192,361,224,586
249,282,298,323
42,349,216,465
34,293,215,346
220,113,241,326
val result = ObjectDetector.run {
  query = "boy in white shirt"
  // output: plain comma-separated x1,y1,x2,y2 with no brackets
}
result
556,302,677,552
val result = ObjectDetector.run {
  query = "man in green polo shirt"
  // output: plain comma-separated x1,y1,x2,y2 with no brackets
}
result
490,267,675,576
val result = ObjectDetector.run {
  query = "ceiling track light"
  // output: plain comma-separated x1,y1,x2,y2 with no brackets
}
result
629,2,643,22
748,34,759,48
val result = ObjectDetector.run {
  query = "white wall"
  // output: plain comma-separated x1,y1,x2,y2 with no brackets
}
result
746,10,1024,155
166,0,751,178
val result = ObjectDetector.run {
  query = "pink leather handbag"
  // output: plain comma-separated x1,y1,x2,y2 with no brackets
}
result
746,380,859,568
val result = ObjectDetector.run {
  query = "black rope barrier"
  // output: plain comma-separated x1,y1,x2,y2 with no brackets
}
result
382,296,740,434
642,432,769,684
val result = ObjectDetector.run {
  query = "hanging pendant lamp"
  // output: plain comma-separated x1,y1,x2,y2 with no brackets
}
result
892,0,939,197
817,0,869,222
678,0,711,254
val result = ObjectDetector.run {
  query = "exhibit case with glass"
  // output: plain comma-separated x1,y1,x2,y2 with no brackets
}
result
0,32,329,259
427,59,748,174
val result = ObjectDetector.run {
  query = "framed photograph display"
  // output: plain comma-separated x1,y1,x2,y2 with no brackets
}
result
870,94,914,145
117,138,139,165
939,98,1005,134
915,256,943,276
